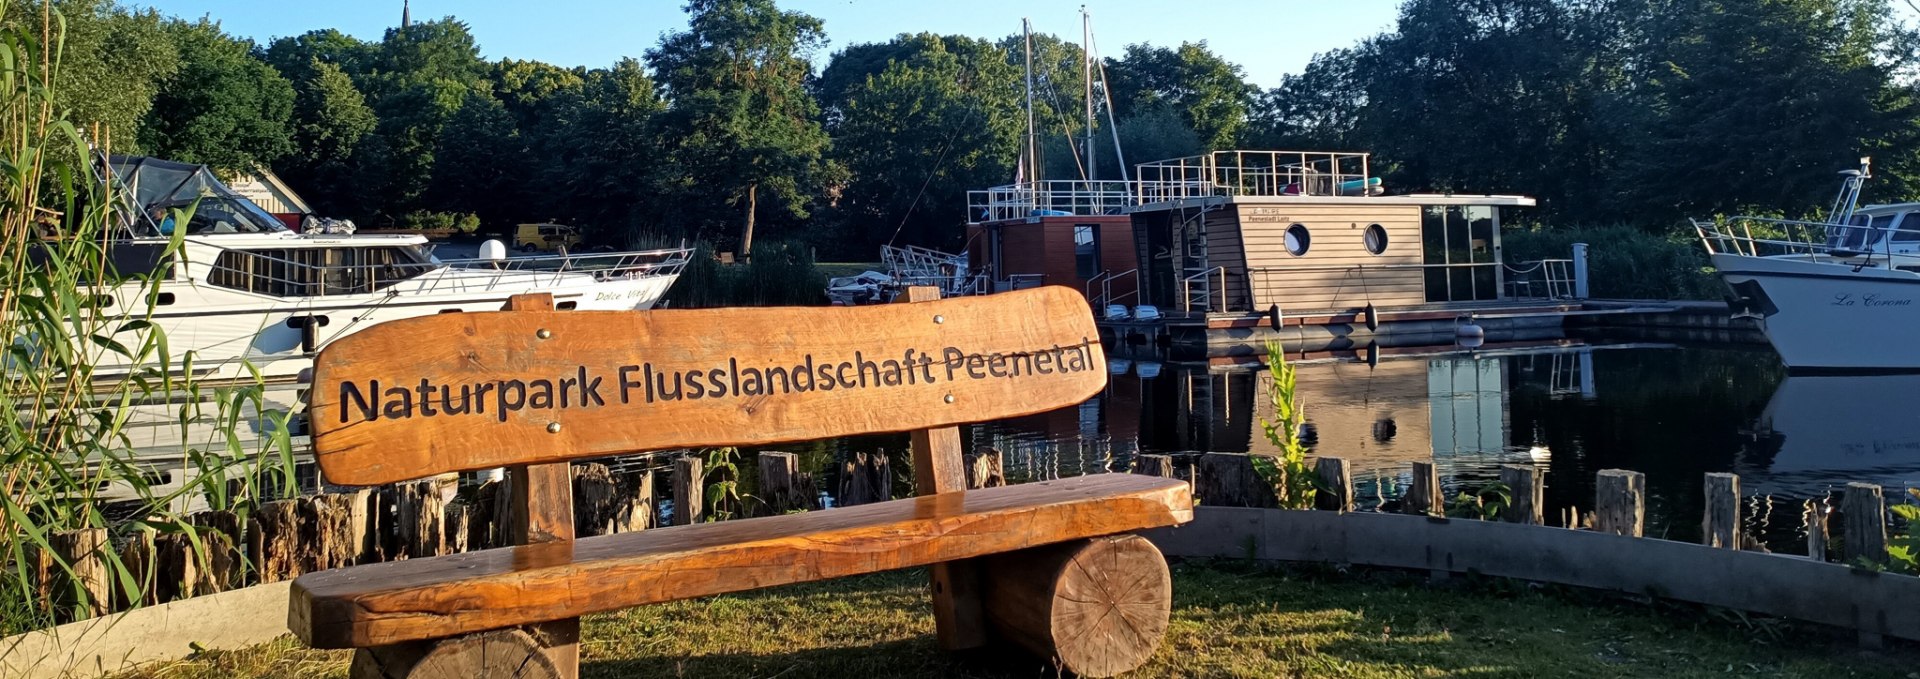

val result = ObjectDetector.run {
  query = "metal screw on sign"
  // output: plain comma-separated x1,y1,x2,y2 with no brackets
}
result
944,394,955,404
933,315,945,324
536,328,553,340
546,422,562,433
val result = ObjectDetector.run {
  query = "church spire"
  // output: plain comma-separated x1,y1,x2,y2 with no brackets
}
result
401,0,411,28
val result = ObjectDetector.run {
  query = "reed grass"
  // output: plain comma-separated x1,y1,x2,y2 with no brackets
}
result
1,1,289,635
1502,224,1722,301
664,240,828,308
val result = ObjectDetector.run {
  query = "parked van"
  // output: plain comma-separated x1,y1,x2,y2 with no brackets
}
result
515,223,582,252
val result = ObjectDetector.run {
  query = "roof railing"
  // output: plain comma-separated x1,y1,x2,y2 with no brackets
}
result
1133,150,1374,204
966,180,1136,223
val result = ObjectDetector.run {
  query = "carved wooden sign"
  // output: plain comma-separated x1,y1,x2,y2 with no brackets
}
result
309,287,1107,486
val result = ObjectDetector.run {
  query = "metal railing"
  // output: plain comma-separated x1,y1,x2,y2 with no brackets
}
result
1694,216,1920,263
1086,268,1139,308
966,180,1137,223
198,243,692,299
1504,259,1576,300
1134,150,1373,204
1180,267,1229,314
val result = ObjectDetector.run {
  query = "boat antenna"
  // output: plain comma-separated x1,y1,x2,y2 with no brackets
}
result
1083,6,1095,182
1829,156,1871,225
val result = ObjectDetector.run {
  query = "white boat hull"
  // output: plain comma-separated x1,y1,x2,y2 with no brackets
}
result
1713,253,1920,370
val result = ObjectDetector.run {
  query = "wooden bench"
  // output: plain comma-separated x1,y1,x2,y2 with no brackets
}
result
289,286,1194,678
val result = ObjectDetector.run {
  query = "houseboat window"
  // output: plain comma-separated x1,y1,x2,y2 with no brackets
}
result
1075,225,1101,279
1364,224,1388,255
1421,206,1500,302
1285,224,1311,256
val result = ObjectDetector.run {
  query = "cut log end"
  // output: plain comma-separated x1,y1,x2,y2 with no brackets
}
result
982,534,1172,678
350,629,560,679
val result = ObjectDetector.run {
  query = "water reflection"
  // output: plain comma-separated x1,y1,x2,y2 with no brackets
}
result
977,341,1920,549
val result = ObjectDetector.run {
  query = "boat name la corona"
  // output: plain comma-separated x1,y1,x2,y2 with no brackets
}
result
335,342,1096,423
1830,293,1913,308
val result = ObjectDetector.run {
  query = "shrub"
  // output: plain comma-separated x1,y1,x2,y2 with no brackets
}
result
1502,224,1722,300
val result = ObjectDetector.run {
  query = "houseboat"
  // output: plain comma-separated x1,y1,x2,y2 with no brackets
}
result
967,150,1585,354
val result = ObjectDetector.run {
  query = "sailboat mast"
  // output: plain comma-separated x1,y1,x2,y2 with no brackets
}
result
1083,7,1095,181
1023,18,1038,185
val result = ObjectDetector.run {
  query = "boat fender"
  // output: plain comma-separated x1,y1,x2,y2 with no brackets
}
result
1268,304,1282,331
1363,303,1380,332
1364,341,1380,369
1457,322,1485,338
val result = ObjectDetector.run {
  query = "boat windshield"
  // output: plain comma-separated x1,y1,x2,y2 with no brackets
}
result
1828,212,1895,252
108,155,288,237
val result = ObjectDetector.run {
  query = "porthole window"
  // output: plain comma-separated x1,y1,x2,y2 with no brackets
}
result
1364,224,1389,255
1284,224,1311,256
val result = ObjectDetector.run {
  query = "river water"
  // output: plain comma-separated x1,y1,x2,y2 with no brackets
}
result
117,339,1918,551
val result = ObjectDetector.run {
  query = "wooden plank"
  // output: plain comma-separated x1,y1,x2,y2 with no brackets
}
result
1703,473,1740,549
290,474,1194,649
1594,469,1645,538
309,286,1106,486
672,455,703,526
898,285,984,652
495,292,580,679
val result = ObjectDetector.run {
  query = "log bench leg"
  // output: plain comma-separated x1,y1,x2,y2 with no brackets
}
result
349,629,561,679
979,534,1173,678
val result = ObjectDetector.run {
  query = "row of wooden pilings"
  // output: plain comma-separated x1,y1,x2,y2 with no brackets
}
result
26,448,1902,627
1151,452,1897,565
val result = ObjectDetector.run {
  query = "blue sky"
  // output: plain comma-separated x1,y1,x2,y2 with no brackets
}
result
132,0,1404,88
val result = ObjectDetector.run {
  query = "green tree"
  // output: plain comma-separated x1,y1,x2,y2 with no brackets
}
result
3,0,178,148
354,18,488,222
263,28,376,84
827,33,1023,250
1104,41,1255,151
428,91,527,226
275,59,377,218
646,0,832,252
528,58,666,237
138,18,294,170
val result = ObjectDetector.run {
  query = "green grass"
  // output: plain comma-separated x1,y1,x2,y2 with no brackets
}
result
119,562,1917,678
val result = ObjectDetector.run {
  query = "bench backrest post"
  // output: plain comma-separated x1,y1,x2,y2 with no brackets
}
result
898,286,988,652
502,293,581,678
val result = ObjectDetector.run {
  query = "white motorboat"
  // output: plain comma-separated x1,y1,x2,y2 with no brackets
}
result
80,156,692,382
1695,158,1920,371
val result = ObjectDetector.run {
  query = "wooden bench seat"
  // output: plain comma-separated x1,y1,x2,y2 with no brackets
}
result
293,474,1192,648
291,287,1195,677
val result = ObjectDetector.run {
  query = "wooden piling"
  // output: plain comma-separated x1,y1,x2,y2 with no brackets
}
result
1404,461,1442,517
116,529,156,611
470,480,502,550
1805,498,1830,562
250,499,304,583
1498,465,1543,525
1134,454,1174,480
673,455,704,526
1843,482,1888,565
1594,469,1645,538
572,463,621,537
396,481,445,559
1703,473,1740,549
613,469,654,533
838,450,892,507
49,528,110,621
444,502,471,554
965,448,1006,490
757,452,820,515
1314,458,1352,512
1195,453,1278,509
153,532,198,603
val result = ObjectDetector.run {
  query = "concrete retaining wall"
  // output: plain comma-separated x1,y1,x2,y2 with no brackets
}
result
1145,507,1920,642
0,582,292,679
